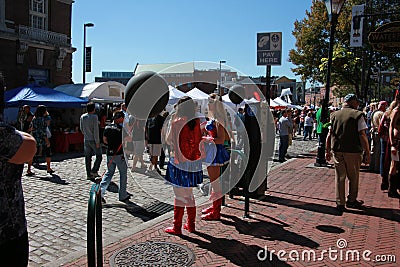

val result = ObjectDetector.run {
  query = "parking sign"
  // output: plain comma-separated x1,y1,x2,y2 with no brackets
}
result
257,32,282,66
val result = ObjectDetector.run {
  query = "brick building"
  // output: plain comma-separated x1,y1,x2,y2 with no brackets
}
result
0,0,75,90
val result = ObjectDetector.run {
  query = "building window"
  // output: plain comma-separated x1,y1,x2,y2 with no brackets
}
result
30,0,47,30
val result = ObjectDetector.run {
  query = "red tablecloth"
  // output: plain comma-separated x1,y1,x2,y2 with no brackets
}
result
52,132,84,153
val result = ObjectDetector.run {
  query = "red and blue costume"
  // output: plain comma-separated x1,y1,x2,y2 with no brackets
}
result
165,117,203,187
202,120,230,166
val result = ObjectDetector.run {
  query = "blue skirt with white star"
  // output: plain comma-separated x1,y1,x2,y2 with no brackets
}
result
203,143,230,166
165,157,203,187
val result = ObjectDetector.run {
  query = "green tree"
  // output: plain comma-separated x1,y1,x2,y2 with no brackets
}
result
289,0,400,101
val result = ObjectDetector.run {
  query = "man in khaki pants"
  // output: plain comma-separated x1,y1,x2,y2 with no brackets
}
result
325,94,370,214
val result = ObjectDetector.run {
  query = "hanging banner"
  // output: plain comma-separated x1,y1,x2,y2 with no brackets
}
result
85,46,92,72
350,4,365,48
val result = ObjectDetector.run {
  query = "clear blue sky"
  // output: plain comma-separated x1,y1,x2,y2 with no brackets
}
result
71,0,313,84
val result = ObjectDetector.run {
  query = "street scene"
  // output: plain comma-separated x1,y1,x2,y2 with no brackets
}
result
1,0,400,267
23,135,316,266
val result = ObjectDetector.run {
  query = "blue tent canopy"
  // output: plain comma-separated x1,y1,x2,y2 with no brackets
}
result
5,84,88,108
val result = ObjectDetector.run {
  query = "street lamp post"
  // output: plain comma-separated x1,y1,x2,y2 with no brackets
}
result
376,62,382,100
83,23,94,84
315,0,346,166
219,60,226,97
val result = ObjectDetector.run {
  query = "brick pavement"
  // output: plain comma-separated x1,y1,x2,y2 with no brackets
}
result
24,134,315,266
61,139,400,266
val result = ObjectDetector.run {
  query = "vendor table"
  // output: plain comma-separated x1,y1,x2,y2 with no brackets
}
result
52,132,84,153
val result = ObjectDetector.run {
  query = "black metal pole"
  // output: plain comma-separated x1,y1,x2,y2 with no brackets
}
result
315,15,337,166
0,72,4,122
265,65,271,102
83,25,86,84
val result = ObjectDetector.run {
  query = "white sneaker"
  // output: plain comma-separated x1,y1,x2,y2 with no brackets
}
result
198,183,209,196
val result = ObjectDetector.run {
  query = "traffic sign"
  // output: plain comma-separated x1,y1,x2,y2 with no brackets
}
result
257,32,282,66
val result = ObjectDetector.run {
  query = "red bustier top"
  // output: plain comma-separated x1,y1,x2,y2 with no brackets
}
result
171,118,202,164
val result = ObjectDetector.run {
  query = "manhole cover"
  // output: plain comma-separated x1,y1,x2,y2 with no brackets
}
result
110,241,195,267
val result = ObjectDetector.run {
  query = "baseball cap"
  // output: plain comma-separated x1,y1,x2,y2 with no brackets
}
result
344,94,360,103
112,111,125,120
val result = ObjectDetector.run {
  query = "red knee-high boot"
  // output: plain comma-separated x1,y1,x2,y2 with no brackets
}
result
201,192,216,214
165,199,184,235
201,197,222,221
183,197,196,232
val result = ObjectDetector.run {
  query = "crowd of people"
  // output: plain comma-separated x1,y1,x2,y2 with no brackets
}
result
273,106,320,163
4,88,400,267
272,92,400,214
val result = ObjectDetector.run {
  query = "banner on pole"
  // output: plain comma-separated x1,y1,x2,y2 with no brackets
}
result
85,46,92,72
350,4,365,48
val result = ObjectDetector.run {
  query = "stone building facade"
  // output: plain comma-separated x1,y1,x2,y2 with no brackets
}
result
0,0,75,90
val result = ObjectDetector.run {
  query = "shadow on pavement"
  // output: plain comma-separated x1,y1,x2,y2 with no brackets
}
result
38,174,70,185
265,190,334,203
316,225,345,234
50,151,85,162
262,195,342,216
344,206,400,223
221,213,319,248
180,231,291,266
106,181,119,193
262,195,400,222
103,200,173,222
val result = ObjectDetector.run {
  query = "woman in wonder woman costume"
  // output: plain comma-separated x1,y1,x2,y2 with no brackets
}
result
201,93,231,220
164,96,203,234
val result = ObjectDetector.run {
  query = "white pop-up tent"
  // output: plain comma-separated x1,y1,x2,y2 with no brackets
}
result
186,87,209,100
168,85,187,104
166,85,188,112
186,87,209,113
221,93,245,111
273,97,302,109
280,88,292,97
54,81,125,103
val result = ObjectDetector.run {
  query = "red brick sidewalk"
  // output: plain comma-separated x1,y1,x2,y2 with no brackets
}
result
64,155,400,266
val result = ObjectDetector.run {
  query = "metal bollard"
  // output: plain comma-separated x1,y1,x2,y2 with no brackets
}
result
87,183,103,267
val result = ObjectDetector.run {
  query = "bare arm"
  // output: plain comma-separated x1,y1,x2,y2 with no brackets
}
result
359,129,370,164
8,131,37,164
165,120,173,146
213,122,226,144
389,108,400,147
325,127,332,161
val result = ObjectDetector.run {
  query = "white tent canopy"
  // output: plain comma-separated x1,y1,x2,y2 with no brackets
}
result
269,98,283,107
168,85,187,99
54,81,125,103
186,87,209,100
186,88,209,113
166,85,188,112
280,88,292,97
273,97,302,109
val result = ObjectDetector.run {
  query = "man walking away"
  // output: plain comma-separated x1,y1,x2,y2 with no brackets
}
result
325,94,370,214
99,111,130,203
80,102,102,181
